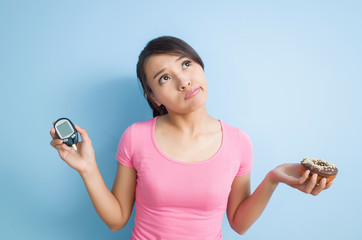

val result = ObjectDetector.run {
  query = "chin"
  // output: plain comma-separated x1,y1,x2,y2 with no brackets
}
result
186,98,208,113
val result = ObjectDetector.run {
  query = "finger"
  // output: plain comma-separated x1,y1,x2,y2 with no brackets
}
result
305,173,318,194
58,144,75,159
325,181,334,189
289,170,310,185
50,139,63,148
56,142,76,153
50,127,58,140
54,144,66,152
298,170,311,184
311,178,327,196
74,125,91,143
278,169,311,186
53,140,72,152
60,143,75,152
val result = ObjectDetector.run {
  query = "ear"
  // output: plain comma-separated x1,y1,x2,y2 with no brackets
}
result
149,92,162,107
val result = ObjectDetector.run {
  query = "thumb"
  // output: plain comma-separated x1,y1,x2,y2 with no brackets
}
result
281,170,310,186
74,125,91,143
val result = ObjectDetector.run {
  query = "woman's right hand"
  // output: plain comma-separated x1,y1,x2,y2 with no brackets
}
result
50,123,96,174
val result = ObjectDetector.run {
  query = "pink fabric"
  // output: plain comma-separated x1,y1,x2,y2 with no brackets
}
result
116,116,253,240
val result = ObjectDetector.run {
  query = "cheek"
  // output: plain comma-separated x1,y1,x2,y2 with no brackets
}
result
198,73,208,89
199,74,209,98
190,67,206,81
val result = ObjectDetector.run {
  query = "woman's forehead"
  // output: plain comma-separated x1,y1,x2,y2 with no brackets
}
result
145,53,185,66
144,54,186,77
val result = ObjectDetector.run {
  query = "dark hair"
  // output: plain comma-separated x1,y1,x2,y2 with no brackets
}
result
136,36,204,117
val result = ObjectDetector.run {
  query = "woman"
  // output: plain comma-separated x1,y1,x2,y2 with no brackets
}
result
50,36,333,239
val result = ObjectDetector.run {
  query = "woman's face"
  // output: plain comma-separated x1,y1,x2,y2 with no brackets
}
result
144,54,208,114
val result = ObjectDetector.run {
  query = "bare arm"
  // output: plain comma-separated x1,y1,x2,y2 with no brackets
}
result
50,125,136,231
227,172,278,235
110,162,137,231
80,162,136,231
227,164,334,235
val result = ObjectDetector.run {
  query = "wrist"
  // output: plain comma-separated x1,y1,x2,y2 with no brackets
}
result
266,169,280,186
79,161,99,179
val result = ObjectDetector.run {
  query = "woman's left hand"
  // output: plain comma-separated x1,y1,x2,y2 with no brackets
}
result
269,163,334,196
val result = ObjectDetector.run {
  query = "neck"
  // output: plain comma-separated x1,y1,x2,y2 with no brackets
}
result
163,106,214,136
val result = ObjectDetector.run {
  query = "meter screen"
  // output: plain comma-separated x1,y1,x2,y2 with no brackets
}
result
58,122,73,137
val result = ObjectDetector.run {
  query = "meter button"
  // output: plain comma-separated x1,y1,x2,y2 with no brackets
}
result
63,139,68,143
71,134,76,138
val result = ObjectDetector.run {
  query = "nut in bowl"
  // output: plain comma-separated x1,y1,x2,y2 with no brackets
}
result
299,158,338,184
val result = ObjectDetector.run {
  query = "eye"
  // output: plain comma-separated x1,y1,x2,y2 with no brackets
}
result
182,60,191,69
159,75,170,84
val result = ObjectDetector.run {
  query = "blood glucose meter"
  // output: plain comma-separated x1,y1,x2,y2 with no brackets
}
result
54,118,79,150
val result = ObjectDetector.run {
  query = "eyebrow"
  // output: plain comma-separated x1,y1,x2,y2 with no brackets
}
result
153,55,186,80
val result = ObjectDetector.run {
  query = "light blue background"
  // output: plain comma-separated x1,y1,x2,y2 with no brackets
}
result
1,1,361,239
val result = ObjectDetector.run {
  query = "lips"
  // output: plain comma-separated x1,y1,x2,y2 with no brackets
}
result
185,87,201,100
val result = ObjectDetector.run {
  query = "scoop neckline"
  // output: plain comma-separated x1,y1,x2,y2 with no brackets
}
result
151,116,224,165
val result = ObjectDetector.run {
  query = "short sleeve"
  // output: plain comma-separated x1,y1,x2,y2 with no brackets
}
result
235,130,253,176
115,125,134,168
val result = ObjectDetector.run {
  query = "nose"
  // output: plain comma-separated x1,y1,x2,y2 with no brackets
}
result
178,77,191,91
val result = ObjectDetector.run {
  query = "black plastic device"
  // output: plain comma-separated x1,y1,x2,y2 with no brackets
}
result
54,118,79,150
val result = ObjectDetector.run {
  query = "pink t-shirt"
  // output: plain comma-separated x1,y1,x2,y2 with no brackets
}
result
116,116,253,240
